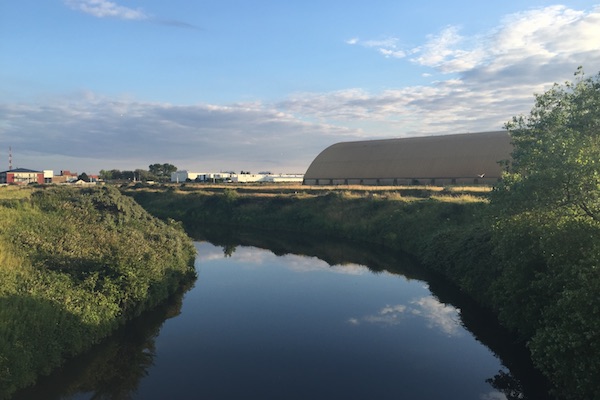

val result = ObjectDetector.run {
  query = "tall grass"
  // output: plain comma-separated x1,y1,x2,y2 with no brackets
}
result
0,186,32,200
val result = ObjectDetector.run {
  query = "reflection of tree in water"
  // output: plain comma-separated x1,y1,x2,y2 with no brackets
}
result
189,224,554,400
64,335,156,400
12,287,188,400
487,370,526,400
222,244,237,257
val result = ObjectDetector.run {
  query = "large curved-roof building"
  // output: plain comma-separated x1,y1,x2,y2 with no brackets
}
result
303,131,512,186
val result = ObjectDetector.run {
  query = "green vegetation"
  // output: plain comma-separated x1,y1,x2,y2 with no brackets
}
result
0,186,196,399
496,67,600,221
127,69,600,400
489,68,600,399
148,163,178,182
99,162,177,183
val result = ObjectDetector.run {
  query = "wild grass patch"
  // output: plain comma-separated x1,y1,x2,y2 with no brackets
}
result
0,186,196,398
431,194,489,203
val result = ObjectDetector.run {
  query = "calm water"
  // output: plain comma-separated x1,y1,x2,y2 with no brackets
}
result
14,234,551,400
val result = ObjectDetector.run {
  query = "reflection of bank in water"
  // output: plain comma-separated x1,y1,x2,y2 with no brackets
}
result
189,224,553,400
12,285,191,400
15,226,553,400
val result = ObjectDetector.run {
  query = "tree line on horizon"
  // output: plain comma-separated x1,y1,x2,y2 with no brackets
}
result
98,163,177,183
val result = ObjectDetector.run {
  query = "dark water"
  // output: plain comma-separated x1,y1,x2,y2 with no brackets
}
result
14,230,552,400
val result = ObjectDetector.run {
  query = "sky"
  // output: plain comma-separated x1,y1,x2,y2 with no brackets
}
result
1,1,600,174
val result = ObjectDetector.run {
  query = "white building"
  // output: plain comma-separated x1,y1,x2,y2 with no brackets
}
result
171,171,234,183
228,173,304,183
171,171,304,183
43,170,53,184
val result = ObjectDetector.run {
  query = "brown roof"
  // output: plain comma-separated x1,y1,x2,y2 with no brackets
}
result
304,131,512,180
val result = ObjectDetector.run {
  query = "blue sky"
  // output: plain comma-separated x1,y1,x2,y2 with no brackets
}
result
1,1,599,174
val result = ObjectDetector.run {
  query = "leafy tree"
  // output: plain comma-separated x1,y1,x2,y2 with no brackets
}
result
109,169,123,180
99,169,158,182
493,67,600,221
121,170,135,181
490,67,600,399
149,163,177,182
99,169,126,181
99,169,113,180
134,169,155,182
78,172,90,182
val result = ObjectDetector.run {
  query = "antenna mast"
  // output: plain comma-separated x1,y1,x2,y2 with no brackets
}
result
8,146,12,170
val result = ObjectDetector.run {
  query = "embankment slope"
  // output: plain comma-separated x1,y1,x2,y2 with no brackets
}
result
0,186,196,399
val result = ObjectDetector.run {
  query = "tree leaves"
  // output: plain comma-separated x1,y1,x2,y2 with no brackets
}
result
495,67,600,221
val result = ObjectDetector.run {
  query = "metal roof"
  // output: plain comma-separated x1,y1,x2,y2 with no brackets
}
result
0,168,43,174
304,131,512,180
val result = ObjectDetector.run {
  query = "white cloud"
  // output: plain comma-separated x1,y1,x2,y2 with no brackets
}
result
346,36,408,59
412,25,475,72
0,94,359,173
64,0,148,20
349,6,600,76
6,6,600,174
414,5,600,75
289,6,600,136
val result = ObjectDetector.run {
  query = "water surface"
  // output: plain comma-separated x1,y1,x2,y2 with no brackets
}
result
139,242,506,400
15,236,551,400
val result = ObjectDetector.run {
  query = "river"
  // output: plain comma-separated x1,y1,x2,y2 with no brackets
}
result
13,230,551,400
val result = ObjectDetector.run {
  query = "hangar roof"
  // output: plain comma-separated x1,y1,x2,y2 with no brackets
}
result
304,131,512,180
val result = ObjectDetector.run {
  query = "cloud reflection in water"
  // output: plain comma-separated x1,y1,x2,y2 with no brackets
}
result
349,296,464,337
195,243,371,276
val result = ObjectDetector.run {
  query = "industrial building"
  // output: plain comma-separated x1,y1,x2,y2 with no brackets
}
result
303,131,512,186
171,171,304,184
171,171,234,183
0,168,48,185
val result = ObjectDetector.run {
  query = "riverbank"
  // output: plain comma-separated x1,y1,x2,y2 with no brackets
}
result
127,184,600,400
0,186,196,399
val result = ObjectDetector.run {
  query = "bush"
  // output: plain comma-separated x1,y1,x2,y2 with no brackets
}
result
0,186,196,398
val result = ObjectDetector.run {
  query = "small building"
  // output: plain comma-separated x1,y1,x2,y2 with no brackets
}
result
172,171,210,182
171,171,236,183
73,179,96,186
171,171,304,183
43,170,53,184
234,173,304,183
52,170,79,184
61,170,79,182
0,168,45,185
231,174,266,183
303,131,513,186
266,174,304,183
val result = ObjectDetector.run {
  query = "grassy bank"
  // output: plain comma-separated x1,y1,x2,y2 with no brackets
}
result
127,184,599,400
0,186,196,399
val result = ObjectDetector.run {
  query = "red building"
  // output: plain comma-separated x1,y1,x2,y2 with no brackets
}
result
0,168,45,185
